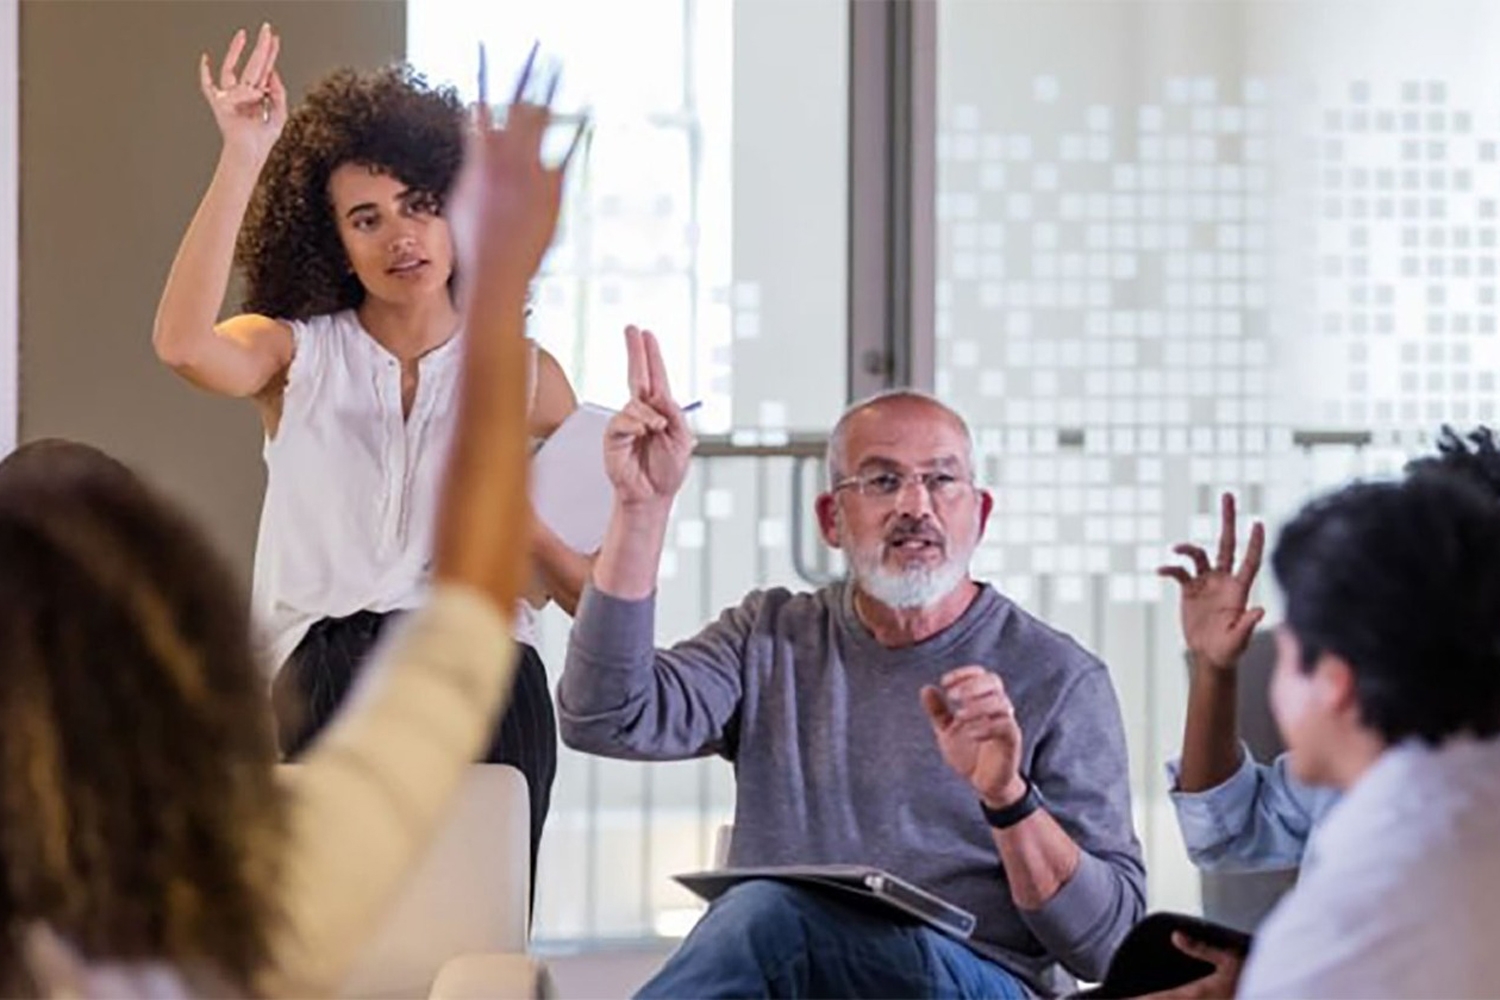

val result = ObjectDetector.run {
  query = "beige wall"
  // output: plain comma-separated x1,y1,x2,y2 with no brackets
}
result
19,0,404,580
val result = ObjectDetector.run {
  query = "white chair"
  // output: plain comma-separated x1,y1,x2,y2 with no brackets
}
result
312,763,544,999
713,824,733,868
542,823,735,1000
428,953,554,999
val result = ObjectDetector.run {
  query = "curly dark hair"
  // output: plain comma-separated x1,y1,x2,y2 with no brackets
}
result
1405,424,1500,500
236,64,465,319
0,440,286,994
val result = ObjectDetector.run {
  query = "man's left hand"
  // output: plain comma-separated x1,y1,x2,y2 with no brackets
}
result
921,665,1026,809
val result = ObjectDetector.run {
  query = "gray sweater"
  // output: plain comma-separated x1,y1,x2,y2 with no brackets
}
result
560,581,1145,996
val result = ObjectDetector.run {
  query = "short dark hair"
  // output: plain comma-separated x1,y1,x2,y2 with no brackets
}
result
236,64,465,319
1405,424,1500,501
1271,472,1500,745
0,440,285,992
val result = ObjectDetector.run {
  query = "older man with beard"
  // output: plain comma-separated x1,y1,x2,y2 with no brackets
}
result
559,328,1145,999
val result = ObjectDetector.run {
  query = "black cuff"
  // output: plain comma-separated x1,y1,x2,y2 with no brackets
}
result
980,778,1042,829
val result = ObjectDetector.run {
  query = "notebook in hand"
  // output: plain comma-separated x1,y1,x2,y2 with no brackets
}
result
1070,912,1252,999
674,865,977,940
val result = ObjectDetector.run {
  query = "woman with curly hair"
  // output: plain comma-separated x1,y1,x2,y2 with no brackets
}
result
6,63,563,997
152,25,586,888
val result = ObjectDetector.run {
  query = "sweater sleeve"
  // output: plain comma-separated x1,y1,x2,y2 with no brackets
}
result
1016,666,1148,982
558,585,760,761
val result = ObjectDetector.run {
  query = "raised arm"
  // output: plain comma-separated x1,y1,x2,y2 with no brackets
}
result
592,325,696,599
555,326,761,761
429,82,568,611
1158,495,1332,871
266,54,571,997
152,24,293,401
1158,492,1265,794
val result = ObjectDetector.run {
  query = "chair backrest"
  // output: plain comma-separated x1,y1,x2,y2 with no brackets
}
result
333,763,531,999
1191,631,1298,932
712,824,733,868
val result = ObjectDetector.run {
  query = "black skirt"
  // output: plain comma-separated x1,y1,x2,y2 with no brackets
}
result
270,609,557,910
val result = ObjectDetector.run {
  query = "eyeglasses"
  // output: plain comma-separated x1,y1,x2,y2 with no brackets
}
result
832,469,974,502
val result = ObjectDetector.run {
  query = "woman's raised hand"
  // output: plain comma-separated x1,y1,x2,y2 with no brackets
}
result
198,23,288,165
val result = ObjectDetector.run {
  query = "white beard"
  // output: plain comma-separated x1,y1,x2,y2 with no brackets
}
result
847,549,969,610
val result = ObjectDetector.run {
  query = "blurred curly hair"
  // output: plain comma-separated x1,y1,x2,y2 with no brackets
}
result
1406,424,1500,502
0,440,286,995
236,64,465,319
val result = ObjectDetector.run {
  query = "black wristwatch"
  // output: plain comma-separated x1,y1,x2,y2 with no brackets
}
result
980,777,1042,829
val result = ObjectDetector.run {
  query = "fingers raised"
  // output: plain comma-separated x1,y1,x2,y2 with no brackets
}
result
198,52,216,100
1237,521,1265,585
477,41,490,107
561,115,590,171
258,29,281,91
1215,492,1237,572
240,24,275,91
643,329,674,405
218,28,248,91
266,69,288,112
625,325,650,400
509,40,540,109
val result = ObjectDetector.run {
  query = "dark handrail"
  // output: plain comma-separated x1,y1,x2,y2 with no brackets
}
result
690,434,837,586
692,434,829,459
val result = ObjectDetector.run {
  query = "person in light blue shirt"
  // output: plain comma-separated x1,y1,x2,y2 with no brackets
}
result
1158,426,1500,874
1156,491,1337,873
1165,731,1336,872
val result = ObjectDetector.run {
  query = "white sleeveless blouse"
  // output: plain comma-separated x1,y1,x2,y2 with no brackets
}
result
251,309,539,673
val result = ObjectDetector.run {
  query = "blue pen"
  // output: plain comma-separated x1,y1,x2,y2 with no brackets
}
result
681,400,703,414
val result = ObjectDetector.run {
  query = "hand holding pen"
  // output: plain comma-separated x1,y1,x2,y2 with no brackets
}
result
602,325,697,510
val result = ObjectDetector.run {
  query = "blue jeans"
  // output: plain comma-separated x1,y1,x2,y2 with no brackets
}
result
636,880,1030,999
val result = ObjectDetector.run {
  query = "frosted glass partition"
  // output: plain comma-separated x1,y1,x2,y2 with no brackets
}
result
935,0,1500,912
